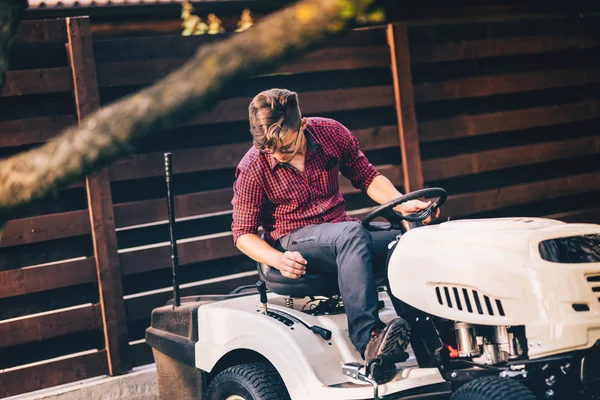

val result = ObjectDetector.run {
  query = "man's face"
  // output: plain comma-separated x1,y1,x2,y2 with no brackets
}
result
267,118,307,163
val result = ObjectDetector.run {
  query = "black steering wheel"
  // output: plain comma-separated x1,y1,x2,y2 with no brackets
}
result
361,187,448,232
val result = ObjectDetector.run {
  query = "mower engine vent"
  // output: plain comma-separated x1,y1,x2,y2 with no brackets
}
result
587,275,600,303
435,286,505,317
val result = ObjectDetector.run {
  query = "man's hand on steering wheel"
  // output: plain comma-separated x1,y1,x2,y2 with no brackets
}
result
362,188,448,232
394,199,441,224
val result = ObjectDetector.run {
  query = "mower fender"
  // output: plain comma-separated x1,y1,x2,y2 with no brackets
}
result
194,299,350,400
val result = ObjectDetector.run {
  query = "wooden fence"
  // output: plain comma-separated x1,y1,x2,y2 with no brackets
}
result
1,13,599,398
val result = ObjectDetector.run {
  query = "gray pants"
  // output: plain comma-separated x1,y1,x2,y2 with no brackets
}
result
275,221,400,357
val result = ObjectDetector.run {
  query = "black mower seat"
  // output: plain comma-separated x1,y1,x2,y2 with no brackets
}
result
257,262,339,298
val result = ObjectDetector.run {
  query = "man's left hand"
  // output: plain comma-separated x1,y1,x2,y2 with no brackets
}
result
394,199,441,224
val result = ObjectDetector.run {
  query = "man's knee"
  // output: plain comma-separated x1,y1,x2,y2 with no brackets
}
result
340,221,371,244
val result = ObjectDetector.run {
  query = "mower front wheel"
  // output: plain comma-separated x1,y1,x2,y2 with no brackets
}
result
205,362,291,400
450,376,536,400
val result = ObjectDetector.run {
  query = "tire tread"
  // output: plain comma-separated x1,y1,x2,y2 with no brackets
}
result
451,376,536,400
206,362,290,400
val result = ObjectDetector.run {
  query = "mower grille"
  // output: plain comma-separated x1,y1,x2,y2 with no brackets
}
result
435,286,505,317
587,275,600,303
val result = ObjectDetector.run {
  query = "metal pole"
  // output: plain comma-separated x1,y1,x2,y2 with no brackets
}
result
164,152,180,307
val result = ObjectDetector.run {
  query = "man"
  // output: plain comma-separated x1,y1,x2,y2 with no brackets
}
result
231,88,437,381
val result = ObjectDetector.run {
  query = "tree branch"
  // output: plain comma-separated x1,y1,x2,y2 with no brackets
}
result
0,0,27,91
0,0,379,223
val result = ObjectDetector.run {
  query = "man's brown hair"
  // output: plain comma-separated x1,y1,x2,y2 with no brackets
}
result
248,88,302,152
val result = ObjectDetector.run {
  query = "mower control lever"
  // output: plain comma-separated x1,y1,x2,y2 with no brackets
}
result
310,326,332,340
256,280,268,314
267,309,333,341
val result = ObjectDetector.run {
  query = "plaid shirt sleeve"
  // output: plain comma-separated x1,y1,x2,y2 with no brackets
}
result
231,166,265,245
337,122,380,192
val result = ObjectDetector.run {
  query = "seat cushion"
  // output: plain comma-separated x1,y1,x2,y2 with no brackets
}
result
257,262,339,297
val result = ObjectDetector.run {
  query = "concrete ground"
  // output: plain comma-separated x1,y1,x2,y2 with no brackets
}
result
6,365,158,400
7,346,418,400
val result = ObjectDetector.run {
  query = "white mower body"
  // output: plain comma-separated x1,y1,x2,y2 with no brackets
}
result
388,217,600,359
194,293,445,400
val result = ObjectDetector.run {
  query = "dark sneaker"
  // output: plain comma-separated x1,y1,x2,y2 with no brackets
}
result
364,318,411,383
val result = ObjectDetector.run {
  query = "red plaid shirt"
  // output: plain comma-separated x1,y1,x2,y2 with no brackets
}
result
231,117,380,245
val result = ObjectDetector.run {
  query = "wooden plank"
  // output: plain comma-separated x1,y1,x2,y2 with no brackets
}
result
120,234,239,276
96,46,390,88
419,100,600,142
0,210,90,248
67,16,130,376
353,125,400,150
15,19,68,45
272,46,390,74
125,273,259,322
546,207,600,224
1,68,72,97
109,142,250,182
97,59,185,88
92,35,221,63
387,24,424,192
441,172,600,218
422,136,600,181
414,69,600,104
187,86,395,126
130,341,154,367
113,164,402,229
0,258,97,299
339,164,403,195
0,351,108,398
0,304,101,348
109,124,398,183
411,36,600,63
92,27,385,63
114,188,233,228
0,115,77,148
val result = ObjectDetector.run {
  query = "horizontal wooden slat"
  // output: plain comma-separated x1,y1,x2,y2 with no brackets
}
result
130,341,154,367
97,59,184,88
272,46,390,74
113,164,402,230
442,172,600,218
110,124,398,183
97,46,390,88
0,258,97,298
0,210,90,248
15,19,67,45
92,27,384,64
189,86,395,126
0,304,101,348
1,68,72,97
422,136,600,181
546,207,600,224
353,125,400,150
93,34,225,63
0,350,108,398
109,142,249,182
0,115,77,148
120,234,238,276
419,100,600,142
414,69,600,103
411,36,600,63
125,273,258,322
339,164,402,195
114,188,232,229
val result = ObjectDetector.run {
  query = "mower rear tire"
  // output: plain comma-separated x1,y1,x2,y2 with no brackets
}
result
205,362,291,400
450,376,536,400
